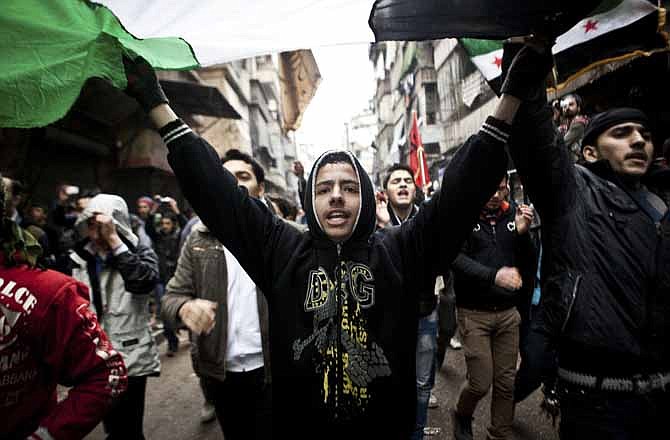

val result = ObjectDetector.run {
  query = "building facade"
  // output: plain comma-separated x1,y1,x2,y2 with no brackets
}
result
369,39,498,187
0,51,319,210
346,107,377,175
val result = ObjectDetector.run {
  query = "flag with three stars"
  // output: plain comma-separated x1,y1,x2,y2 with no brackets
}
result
460,0,668,95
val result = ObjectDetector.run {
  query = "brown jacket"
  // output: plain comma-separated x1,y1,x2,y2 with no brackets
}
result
161,221,271,383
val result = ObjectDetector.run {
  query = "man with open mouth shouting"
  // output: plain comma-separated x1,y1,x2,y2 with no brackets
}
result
120,45,551,438
378,163,440,439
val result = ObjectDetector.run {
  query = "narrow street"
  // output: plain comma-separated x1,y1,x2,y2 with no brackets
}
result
84,332,560,439
86,331,222,440
429,347,559,440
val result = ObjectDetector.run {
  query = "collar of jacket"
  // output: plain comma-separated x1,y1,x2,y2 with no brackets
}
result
158,228,180,239
644,163,670,190
480,200,510,221
583,159,669,195
388,204,419,226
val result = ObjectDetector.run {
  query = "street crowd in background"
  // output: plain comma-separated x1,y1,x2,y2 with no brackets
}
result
1,36,669,440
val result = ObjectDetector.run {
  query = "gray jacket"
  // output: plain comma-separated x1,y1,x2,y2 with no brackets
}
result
71,194,161,377
162,221,271,383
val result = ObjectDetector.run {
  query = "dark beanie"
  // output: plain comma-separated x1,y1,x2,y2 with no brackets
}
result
582,107,650,149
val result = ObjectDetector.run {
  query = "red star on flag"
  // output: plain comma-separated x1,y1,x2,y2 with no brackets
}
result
583,19,598,33
492,55,502,69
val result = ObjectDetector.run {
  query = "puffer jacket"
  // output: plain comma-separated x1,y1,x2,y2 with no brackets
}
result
161,221,271,384
70,194,161,377
508,98,670,377
160,115,510,439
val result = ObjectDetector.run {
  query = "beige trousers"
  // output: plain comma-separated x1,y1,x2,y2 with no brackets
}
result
455,307,520,440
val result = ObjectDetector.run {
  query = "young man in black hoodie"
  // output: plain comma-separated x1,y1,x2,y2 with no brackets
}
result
120,49,551,439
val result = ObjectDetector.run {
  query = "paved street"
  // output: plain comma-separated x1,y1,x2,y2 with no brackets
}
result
86,331,223,440
85,332,560,439
429,347,560,440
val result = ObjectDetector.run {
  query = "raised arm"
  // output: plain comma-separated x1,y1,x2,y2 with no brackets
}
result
111,242,160,294
391,96,516,305
123,57,295,292
401,40,555,287
502,43,576,221
436,97,517,268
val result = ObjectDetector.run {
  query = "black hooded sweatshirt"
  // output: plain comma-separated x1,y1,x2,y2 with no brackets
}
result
160,117,509,439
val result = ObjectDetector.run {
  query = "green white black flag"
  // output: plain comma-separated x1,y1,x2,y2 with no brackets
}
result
460,0,667,94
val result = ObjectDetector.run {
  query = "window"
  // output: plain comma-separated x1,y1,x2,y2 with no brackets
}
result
424,143,440,155
425,83,438,125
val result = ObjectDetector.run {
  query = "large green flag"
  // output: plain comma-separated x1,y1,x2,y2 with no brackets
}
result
1,0,197,128
1,0,374,129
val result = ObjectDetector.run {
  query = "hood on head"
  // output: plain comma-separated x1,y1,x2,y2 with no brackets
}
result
75,194,139,247
303,150,376,244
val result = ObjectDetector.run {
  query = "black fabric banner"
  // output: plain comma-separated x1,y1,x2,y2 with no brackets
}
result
369,0,604,41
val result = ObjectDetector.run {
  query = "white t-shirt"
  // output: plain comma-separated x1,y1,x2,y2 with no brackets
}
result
223,247,264,372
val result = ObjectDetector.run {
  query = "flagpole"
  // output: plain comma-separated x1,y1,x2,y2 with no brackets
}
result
419,146,427,188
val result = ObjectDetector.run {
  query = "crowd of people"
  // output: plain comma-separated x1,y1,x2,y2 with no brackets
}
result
1,35,669,440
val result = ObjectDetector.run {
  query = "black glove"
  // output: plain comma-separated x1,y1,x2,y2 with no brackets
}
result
123,56,169,113
500,43,554,102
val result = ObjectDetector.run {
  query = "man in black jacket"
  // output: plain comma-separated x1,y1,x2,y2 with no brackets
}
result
121,51,550,439
451,174,535,440
503,42,670,439
383,164,420,226
152,212,181,355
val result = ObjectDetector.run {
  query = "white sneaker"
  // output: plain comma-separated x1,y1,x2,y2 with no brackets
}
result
200,402,216,423
424,426,442,436
428,392,439,408
450,337,462,349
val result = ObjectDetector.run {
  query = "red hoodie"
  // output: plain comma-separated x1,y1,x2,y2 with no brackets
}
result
0,263,127,439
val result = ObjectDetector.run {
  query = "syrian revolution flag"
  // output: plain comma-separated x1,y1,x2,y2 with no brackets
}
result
3,0,664,128
460,0,668,95
1,0,375,128
408,111,431,189
369,0,602,41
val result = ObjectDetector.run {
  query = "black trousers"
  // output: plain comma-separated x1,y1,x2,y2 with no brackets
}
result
104,375,147,440
201,367,272,440
513,327,555,403
559,385,670,440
